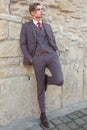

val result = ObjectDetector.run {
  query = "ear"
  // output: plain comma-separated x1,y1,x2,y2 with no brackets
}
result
31,11,35,16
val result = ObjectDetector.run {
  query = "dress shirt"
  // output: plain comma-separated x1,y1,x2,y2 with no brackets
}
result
33,19,42,27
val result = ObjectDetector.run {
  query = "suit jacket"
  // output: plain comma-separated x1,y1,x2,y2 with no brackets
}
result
20,20,59,65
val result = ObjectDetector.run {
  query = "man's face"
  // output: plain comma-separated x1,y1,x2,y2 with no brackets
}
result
31,5,44,19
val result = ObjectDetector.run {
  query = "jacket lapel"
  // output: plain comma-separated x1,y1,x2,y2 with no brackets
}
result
42,22,48,34
30,21,37,41
42,22,52,41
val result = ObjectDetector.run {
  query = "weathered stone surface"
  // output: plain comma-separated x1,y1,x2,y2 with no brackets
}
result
11,0,27,4
0,76,38,125
0,76,61,125
11,0,19,2
71,13,81,19
46,86,62,112
59,0,76,12
10,3,29,19
0,57,22,67
84,45,87,61
26,0,34,4
0,40,22,57
0,66,34,78
70,0,84,7
0,0,9,14
9,22,22,39
0,20,8,40
20,0,27,5
62,64,83,106
83,67,87,100
0,14,22,23
0,0,87,126
46,2,59,8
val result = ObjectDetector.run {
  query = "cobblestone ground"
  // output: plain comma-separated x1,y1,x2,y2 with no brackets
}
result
27,108,87,130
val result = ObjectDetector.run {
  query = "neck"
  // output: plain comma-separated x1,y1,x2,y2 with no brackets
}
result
33,17,42,22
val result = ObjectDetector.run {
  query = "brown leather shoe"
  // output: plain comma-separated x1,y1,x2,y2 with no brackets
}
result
40,114,50,130
44,74,47,91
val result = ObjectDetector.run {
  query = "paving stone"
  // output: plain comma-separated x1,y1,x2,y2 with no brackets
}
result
75,118,86,125
58,115,71,123
73,111,85,117
81,116,87,122
77,128,85,130
2,108,87,130
0,126,3,129
67,113,78,120
49,121,55,129
51,128,59,130
80,109,87,114
29,125,43,130
57,124,71,130
83,124,87,130
51,118,62,125
67,121,79,129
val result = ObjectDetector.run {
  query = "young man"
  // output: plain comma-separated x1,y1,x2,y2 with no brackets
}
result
20,2,64,130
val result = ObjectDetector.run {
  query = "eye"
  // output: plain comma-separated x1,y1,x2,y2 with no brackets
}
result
35,8,44,11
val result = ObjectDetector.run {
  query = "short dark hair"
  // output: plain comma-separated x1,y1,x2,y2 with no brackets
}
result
29,2,41,14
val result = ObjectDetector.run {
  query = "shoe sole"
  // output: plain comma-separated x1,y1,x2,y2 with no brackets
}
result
40,124,50,130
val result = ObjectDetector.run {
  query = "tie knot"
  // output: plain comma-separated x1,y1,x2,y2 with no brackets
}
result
37,22,42,29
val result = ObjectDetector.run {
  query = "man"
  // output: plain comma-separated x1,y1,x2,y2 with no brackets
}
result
20,2,64,130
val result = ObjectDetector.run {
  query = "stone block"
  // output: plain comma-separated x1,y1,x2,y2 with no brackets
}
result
59,0,76,12
71,13,81,19
47,2,59,8
62,63,83,106
60,45,83,65
0,14,22,23
0,40,22,57
70,0,84,6
0,57,22,67
0,20,8,40
11,0,19,2
0,76,38,125
9,22,22,40
10,3,29,19
46,86,62,112
0,66,34,78
26,0,35,4
0,75,62,125
0,0,9,14
83,67,87,100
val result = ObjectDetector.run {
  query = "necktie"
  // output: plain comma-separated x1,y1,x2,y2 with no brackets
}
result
37,22,42,30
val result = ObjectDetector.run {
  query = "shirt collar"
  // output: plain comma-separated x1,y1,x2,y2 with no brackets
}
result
33,19,42,26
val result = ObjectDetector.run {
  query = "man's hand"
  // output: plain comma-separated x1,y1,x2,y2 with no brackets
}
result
56,51,60,56
29,59,32,64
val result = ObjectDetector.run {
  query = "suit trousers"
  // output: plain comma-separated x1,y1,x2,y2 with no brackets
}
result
32,51,64,113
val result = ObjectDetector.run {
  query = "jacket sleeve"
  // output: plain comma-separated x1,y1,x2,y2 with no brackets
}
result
20,23,32,61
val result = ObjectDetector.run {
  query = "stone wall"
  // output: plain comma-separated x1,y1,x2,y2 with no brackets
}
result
0,0,87,126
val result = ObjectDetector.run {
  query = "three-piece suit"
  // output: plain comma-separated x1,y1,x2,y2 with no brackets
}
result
20,20,64,113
